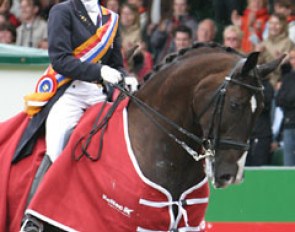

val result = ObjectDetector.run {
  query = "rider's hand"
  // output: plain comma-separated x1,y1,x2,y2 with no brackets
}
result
100,65,122,84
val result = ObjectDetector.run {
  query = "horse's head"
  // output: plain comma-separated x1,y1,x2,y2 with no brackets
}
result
129,43,285,194
192,50,284,188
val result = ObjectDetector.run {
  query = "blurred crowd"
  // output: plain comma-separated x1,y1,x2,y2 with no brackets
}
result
1,0,295,166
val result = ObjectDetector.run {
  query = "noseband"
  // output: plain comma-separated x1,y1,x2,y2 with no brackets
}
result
114,59,263,162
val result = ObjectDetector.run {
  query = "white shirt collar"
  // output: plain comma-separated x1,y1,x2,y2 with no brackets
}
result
81,0,100,14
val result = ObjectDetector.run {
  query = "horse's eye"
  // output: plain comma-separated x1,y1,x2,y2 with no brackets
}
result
230,102,241,110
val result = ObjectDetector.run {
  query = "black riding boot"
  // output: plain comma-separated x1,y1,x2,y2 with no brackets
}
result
21,215,44,232
26,154,52,206
21,155,52,231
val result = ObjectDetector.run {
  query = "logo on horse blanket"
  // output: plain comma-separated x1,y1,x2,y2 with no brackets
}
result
25,99,209,232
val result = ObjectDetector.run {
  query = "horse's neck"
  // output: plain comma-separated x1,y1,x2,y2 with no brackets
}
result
127,75,205,200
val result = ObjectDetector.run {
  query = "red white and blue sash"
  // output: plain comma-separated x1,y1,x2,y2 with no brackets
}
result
24,7,119,117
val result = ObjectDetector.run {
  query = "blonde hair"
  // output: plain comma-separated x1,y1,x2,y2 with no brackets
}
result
269,13,289,37
223,25,243,41
120,3,140,27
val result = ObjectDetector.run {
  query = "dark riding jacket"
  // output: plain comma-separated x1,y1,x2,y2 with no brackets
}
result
48,0,125,82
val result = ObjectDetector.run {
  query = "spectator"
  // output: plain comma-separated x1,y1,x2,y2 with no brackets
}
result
0,22,16,43
148,25,192,76
149,0,197,64
120,3,153,84
120,3,144,75
171,24,192,52
120,3,141,53
276,48,295,166
0,0,20,27
231,0,269,53
263,0,295,43
195,18,217,43
16,0,47,48
256,13,295,89
246,79,275,166
223,24,243,52
171,0,197,35
105,0,120,13
127,0,149,34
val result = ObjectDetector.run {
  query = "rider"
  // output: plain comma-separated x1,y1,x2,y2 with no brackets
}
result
22,0,126,208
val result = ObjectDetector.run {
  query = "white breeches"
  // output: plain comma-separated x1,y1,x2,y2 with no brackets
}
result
46,80,106,162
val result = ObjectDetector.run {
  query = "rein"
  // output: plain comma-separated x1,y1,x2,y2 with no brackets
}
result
72,91,125,161
114,60,263,162
74,59,263,163
114,84,212,161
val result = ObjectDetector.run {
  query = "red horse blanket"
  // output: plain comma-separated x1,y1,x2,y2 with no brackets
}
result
1,99,209,232
0,113,45,232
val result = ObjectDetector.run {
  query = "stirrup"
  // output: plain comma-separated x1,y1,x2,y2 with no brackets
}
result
20,216,44,232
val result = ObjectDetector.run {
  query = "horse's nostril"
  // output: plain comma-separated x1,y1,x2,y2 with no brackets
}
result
219,174,232,182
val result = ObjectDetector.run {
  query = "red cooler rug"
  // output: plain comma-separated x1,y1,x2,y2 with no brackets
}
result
24,98,210,232
0,113,45,232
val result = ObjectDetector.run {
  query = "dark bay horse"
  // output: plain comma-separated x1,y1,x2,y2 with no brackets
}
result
0,43,283,231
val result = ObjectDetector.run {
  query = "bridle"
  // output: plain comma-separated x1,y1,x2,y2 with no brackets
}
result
114,59,263,162
200,73,263,158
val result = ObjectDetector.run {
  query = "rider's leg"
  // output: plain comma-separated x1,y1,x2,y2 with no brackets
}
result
22,82,106,230
25,84,86,207
46,81,106,162
26,154,52,206
46,91,85,162
28,81,106,195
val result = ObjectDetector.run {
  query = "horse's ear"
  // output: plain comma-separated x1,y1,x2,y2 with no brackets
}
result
241,52,260,75
257,54,286,79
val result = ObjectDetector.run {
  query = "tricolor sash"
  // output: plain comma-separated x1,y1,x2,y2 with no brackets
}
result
24,7,119,117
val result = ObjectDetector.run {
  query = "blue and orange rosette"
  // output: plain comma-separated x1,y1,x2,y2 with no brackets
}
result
24,74,59,117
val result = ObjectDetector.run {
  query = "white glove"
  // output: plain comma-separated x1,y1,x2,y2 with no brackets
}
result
101,65,122,84
124,76,139,93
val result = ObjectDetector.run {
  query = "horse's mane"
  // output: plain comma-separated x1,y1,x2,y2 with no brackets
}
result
144,42,246,82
